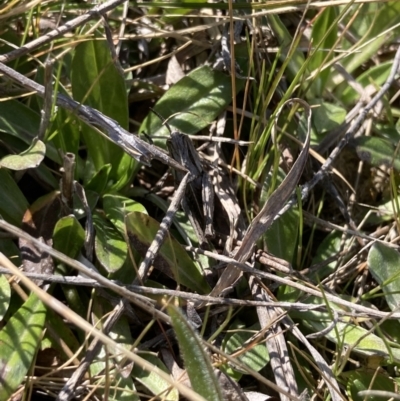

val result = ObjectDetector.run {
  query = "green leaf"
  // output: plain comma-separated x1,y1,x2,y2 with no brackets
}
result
312,102,346,136
0,238,21,267
0,275,11,322
0,292,47,401
131,352,178,401
339,61,392,105
292,297,400,362
310,231,351,281
103,194,147,236
93,212,128,273
338,3,400,76
0,169,28,227
85,164,112,193
266,15,305,82
368,242,400,312
262,169,299,263
43,309,81,356
125,212,211,294
0,138,46,170
343,369,397,401
53,215,85,259
71,40,135,190
222,321,269,374
90,296,134,371
308,7,338,97
0,100,40,143
73,189,99,219
90,297,138,401
0,100,60,163
140,65,245,144
167,305,224,401
263,208,298,263
353,136,400,171
48,93,80,157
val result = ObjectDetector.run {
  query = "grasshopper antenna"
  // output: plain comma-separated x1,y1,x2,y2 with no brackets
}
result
149,108,172,135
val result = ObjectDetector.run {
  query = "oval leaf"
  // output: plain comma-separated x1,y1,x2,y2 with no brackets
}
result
140,65,245,143
85,164,112,193
354,136,400,170
368,242,400,312
0,275,10,322
71,40,135,190
292,297,400,362
0,169,29,227
222,321,269,374
344,369,397,401
0,138,45,170
103,194,147,236
312,101,346,135
131,352,178,401
0,292,47,401
125,212,211,294
53,215,85,259
93,212,127,273
168,305,223,401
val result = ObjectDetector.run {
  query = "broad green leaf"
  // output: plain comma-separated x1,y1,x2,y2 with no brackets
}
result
263,208,298,263
222,321,269,374
353,136,400,171
0,238,21,267
125,212,211,294
0,100,40,143
343,369,397,401
128,187,198,244
89,297,138,401
364,198,399,225
93,212,127,273
292,297,400,362
128,188,214,270
311,102,346,136
0,169,28,227
48,107,80,156
368,242,400,313
85,164,112,193
0,292,47,401
132,352,178,401
53,215,85,258
0,134,58,188
91,296,134,374
0,138,45,170
339,62,392,105
262,169,299,263
71,40,135,190
42,308,81,356
0,100,60,163
47,89,80,157
168,305,223,401
21,191,62,240
338,3,400,76
73,189,99,219
103,194,147,236
100,375,137,401
102,194,147,282
0,275,10,322
310,231,351,281
140,65,246,144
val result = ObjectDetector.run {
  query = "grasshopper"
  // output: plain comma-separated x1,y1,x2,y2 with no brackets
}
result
168,130,215,245
152,111,215,246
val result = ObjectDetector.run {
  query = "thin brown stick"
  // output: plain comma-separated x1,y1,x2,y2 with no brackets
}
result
0,0,129,64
